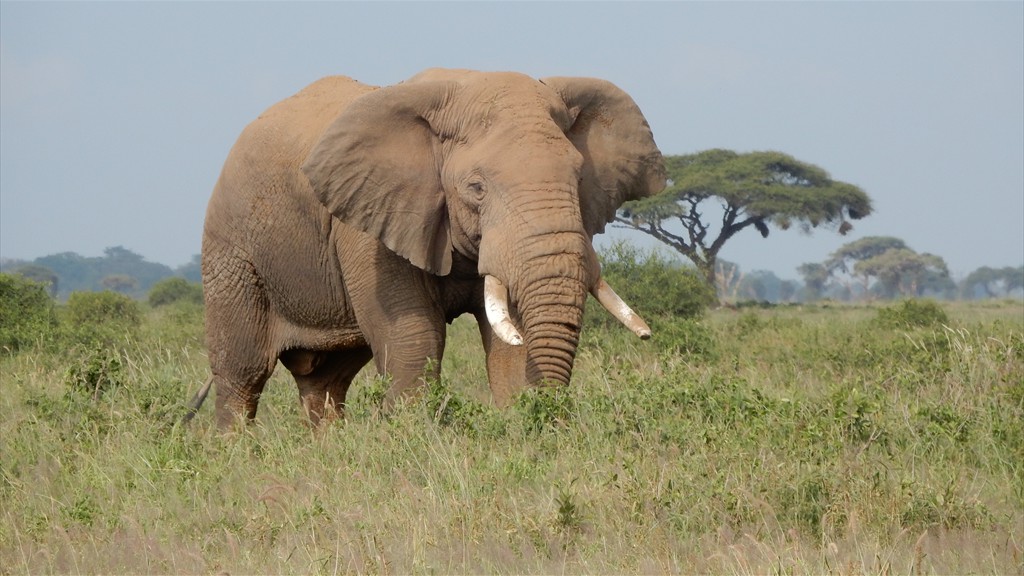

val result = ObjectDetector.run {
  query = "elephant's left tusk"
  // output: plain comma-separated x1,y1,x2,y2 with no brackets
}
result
592,278,652,339
484,275,524,346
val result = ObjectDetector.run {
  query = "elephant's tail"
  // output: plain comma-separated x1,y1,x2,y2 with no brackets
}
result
182,376,213,424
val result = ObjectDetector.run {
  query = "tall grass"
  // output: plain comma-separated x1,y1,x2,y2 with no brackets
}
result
1,299,1021,574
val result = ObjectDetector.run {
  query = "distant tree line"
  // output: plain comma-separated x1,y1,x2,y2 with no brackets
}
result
705,238,1021,304
0,247,200,301
795,236,1023,302
1,237,1020,308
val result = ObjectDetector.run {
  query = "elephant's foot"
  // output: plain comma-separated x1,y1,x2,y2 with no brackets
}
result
214,381,264,429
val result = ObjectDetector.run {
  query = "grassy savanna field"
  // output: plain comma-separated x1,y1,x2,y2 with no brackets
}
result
1,295,1021,574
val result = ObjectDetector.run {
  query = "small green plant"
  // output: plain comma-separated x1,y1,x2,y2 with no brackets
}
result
0,272,57,351
554,479,583,537
875,299,949,328
63,495,100,527
777,472,832,536
733,311,766,337
346,375,389,419
423,373,500,437
914,403,972,443
148,277,203,307
516,386,576,434
828,384,885,444
63,345,125,400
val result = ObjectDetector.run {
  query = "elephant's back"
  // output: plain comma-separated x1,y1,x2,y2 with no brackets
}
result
257,76,378,143
206,75,378,232
238,76,378,168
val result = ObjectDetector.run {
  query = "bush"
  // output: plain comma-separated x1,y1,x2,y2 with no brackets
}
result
66,291,141,326
0,273,57,351
875,299,949,329
63,291,141,345
595,241,715,321
148,277,203,307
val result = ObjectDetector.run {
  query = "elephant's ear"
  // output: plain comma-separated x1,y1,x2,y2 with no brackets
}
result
302,82,454,275
541,77,666,237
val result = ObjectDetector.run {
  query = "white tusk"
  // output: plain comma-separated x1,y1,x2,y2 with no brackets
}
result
484,275,524,346
592,278,652,339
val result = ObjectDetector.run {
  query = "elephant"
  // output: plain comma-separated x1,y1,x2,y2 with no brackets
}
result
197,68,665,428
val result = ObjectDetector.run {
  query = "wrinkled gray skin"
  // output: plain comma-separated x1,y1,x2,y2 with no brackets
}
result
200,69,664,427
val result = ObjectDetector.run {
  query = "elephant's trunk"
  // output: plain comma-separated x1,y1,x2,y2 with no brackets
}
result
508,232,590,386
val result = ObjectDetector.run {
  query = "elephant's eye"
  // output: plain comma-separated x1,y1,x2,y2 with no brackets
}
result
464,179,486,202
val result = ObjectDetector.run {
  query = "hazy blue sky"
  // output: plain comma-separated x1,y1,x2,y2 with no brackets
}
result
2,1,1022,280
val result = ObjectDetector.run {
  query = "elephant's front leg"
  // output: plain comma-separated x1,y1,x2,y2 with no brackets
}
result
369,308,447,408
342,245,448,408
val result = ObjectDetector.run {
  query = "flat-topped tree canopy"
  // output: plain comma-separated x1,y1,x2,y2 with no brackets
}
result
617,149,873,291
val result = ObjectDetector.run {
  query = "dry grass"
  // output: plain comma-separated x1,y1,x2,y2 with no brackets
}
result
1,299,1021,574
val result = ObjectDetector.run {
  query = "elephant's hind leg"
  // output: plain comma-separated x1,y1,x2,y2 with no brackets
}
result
210,349,276,428
204,253,277,428
282,347,373,425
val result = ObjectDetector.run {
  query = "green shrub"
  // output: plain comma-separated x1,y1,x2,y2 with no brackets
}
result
0,272,57,351
595,242,715,322
875,299,949,328
148,277,203,307
63,291,141,345
66,290,141,326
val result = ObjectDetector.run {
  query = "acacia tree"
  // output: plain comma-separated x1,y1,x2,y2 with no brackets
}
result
100,274,138,294
797,262,830,301
825,236,908,296
961,266,1024,299
825,236,908,272
617,150,872,291
854,248,950,298
823,236,952,299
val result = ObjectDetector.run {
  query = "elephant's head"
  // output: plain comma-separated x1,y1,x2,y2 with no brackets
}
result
302,69,664,394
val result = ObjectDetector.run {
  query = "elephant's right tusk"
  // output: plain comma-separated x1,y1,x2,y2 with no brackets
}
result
484,275,524,346
592,278,652,339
